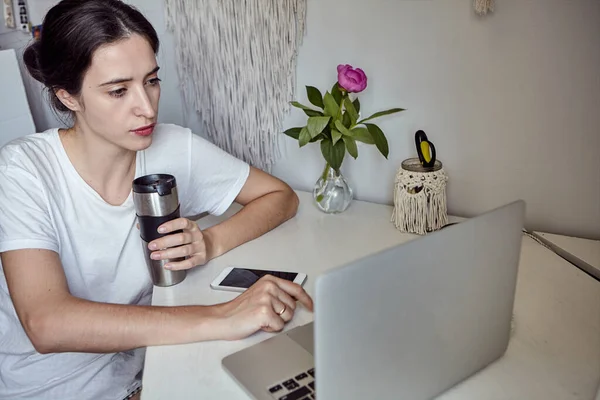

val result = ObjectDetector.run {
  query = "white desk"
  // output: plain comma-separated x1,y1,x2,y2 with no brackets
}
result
142,191,600,400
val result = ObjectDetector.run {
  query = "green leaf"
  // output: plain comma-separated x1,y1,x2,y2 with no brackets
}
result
283,127,302,140
303,109,324,117
334,120,353,137
320,138,346,171
298,127,311,147
331,129,342,145
331,82,343,105
342,111,352,128
365,123,389,158
307,116,331,138
343,136,358,159
351,127,374,144
291,100,324,116
357,108,405,124
352,98,361,114
291,101,317,112
344,97,358,126
306,86,324,109
323,92,340,118
309,133,326,143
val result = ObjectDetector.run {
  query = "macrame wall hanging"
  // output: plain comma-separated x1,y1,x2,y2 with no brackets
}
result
474,0,495,16
164,0,307,171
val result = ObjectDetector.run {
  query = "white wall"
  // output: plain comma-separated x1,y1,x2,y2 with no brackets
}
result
274,0,600,239
4,0,599,238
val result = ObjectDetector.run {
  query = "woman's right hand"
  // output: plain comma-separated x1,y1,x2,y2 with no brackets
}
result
214,275,314,341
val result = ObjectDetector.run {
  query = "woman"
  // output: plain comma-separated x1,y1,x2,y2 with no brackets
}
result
0,0,312,399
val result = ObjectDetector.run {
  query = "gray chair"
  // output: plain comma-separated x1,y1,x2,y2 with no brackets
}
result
0,48,35,148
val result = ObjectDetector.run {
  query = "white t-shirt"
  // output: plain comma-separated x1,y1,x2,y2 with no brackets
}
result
0,124,250,399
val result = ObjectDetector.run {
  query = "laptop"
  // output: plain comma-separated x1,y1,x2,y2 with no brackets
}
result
222,200,525,400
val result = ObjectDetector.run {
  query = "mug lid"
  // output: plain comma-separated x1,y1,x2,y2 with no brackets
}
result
132,174,177,196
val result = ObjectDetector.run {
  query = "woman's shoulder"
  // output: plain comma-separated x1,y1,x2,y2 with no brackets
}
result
148,123,216,155
142,123,244,179
0,129,60,170
144,123,191,158
151,123,191,143
151,123,219,145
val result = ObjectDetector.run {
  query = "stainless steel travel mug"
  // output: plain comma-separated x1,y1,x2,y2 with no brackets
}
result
132,174,186,287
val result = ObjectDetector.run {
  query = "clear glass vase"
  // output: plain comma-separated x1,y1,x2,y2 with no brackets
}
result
313,163,353,213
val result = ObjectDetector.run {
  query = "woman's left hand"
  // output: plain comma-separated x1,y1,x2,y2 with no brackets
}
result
147,218,212,270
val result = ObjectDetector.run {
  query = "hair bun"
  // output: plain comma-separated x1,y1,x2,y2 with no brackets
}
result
23,40,45,84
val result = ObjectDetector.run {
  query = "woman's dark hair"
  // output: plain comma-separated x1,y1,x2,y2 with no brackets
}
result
23,0,159,115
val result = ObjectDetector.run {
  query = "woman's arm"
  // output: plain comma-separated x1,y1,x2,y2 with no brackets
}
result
2,247,312,354
203,166,299,259
148,167,299,269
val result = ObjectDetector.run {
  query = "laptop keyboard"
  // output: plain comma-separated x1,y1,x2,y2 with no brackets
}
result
268,368,315,400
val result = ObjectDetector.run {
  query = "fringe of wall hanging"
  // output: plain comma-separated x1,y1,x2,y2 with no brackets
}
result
164,0,307,171
474,0,495,16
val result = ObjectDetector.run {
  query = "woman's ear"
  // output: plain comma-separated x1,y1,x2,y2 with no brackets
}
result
55,88,82,112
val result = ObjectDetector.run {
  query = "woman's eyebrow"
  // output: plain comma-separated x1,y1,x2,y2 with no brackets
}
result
98,66,160,87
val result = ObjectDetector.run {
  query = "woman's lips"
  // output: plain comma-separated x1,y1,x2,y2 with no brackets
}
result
131,124,156,136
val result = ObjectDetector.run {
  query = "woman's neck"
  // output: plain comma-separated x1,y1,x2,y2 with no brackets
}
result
60,124,137,205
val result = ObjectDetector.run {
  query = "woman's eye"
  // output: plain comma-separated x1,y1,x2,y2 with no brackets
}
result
146,78,162,86
109,88,127,98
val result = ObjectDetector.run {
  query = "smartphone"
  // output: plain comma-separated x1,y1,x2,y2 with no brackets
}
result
210,266,307,292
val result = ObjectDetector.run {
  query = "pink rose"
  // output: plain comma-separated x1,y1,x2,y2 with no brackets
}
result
337,64,367,93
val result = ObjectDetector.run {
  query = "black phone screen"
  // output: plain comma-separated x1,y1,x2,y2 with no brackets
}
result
220,268,298,288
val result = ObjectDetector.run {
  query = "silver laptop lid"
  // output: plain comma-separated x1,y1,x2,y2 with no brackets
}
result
314,200,525,400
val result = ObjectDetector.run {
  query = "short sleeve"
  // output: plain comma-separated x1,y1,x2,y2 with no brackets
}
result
183,133,250,216
0,165,58,253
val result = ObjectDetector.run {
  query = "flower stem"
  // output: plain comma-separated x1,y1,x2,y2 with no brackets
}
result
336,93,347,123
321,162,330,181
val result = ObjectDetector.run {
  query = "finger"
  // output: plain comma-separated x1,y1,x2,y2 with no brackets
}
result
259,305,285,333
258,276,305,312
272,287,297,315
164,256,204,271
149,230,197,251
151,243,200,261
271,297,292,323
157,218,198,234
255,279,296,313
263,275,314,312
262,322,285,333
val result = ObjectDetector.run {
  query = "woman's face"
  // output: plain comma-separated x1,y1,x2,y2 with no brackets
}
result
74,34,161,151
